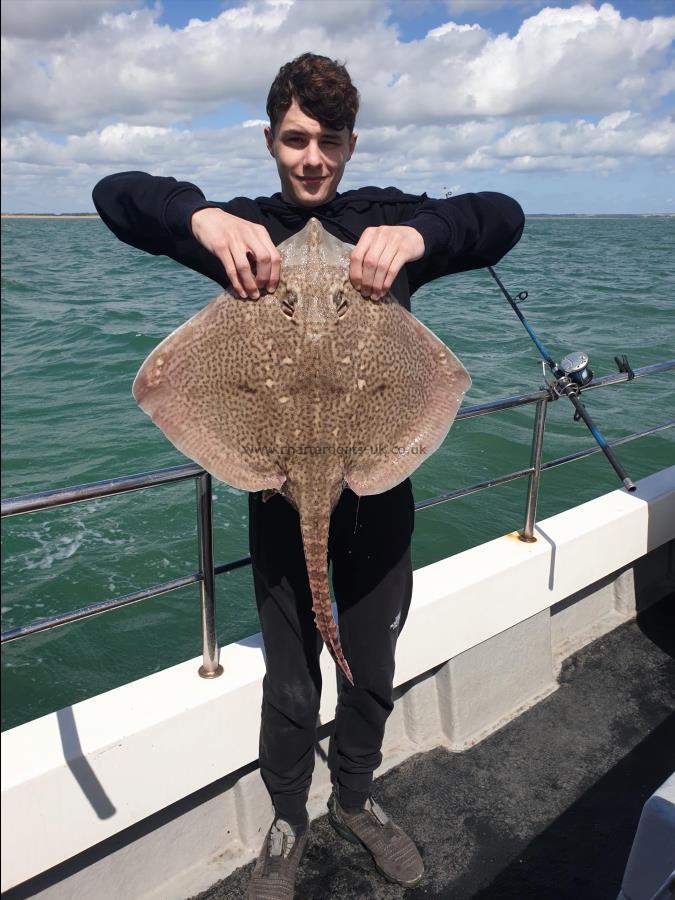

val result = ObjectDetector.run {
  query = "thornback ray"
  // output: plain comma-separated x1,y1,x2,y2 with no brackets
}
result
133,218,471,685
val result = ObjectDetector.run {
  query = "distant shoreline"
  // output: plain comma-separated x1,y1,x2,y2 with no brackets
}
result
1,214,100,219
525,213,675,219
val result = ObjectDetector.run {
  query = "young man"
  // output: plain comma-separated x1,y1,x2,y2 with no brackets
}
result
94,53,524,899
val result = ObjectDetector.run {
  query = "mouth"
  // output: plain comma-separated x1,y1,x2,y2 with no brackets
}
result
297,175,328,188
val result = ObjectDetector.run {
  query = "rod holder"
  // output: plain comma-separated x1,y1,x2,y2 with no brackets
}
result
196,472,222,678
521,398,548,542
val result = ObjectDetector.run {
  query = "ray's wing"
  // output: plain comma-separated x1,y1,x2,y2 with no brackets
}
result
133,292,286,492
343,300,471,495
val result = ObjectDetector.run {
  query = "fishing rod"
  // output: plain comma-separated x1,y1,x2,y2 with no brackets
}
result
488,266,636,493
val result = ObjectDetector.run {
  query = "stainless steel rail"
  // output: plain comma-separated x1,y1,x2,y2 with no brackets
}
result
2,360,674,675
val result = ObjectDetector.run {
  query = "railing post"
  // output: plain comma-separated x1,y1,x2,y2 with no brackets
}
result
196,472,223,678
520,398,548,542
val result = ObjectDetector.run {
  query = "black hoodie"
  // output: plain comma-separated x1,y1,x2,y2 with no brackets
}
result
92,171,524,309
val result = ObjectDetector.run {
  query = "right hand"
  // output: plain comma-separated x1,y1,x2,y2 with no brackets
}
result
190,208,280,300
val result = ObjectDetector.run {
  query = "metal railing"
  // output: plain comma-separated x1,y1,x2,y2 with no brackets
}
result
2,359,673,678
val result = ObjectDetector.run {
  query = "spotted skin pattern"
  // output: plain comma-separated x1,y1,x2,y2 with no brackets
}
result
133,219,471,684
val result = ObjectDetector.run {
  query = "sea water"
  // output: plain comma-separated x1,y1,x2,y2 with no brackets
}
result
2,215,673,730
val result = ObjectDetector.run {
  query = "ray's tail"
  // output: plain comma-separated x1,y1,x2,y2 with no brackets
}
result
299,509,354,686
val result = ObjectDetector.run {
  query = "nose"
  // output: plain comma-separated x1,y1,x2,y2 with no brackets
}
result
303,139,322,168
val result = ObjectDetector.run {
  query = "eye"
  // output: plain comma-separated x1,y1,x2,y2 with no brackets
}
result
335,289,348,318
281,288,297,319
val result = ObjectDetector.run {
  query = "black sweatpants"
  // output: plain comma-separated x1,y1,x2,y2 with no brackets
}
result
248,479,415,828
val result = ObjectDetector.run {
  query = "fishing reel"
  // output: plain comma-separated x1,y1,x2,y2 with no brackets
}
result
559,351,594,387
543,351,594,399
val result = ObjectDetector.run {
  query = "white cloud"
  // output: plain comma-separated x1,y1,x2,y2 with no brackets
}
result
505,154,621,172
3,109,672,211
0,120,474,203
374,3,675,124
1,122,274,213
1,1,674,211
463,112,675,171
2,1,673,132
444,0,545,12
493,112,675,159
0,0,139,39
427,22,482,38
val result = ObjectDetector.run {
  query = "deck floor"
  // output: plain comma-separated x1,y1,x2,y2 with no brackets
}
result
192,597,675,900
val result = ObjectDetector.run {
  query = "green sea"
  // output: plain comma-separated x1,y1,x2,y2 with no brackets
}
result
1,215,673,731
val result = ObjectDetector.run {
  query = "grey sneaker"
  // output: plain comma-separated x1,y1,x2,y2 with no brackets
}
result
247,818,309,900
328,791,424,887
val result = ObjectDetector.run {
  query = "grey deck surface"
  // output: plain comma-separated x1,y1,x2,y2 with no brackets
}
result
192,598,675,900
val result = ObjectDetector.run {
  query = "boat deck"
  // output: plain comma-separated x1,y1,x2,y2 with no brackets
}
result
192,596,674,900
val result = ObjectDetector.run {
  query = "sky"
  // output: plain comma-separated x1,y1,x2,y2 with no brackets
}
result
1,0,674,214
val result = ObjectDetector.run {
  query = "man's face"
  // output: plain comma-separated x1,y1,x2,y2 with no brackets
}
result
265,99,357,207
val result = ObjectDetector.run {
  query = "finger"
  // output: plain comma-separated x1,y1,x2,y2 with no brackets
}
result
250,239,272,291
378,250,407,299
231,246,260,299
253,228,281,292
349,228,374,290
349,250,362,291
268,245,281,292
370,244,400,299
360,235,388,297
220,248,246,298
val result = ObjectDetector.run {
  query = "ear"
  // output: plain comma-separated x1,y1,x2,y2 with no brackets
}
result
347,131,358,161
264,126,275,157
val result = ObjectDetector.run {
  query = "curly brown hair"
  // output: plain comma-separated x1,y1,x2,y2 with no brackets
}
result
266,53,360,135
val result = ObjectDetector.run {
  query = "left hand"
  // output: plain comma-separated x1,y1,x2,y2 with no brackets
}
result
349,225,425,301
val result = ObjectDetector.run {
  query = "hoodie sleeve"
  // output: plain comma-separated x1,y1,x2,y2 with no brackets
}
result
400,191,525,293
92,171,243,287
92,171,219,249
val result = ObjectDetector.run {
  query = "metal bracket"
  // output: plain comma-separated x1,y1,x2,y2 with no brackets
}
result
615,354,635,380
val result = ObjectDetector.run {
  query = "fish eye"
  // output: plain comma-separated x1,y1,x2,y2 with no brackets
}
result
281,287,297,319
335,289,349,318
